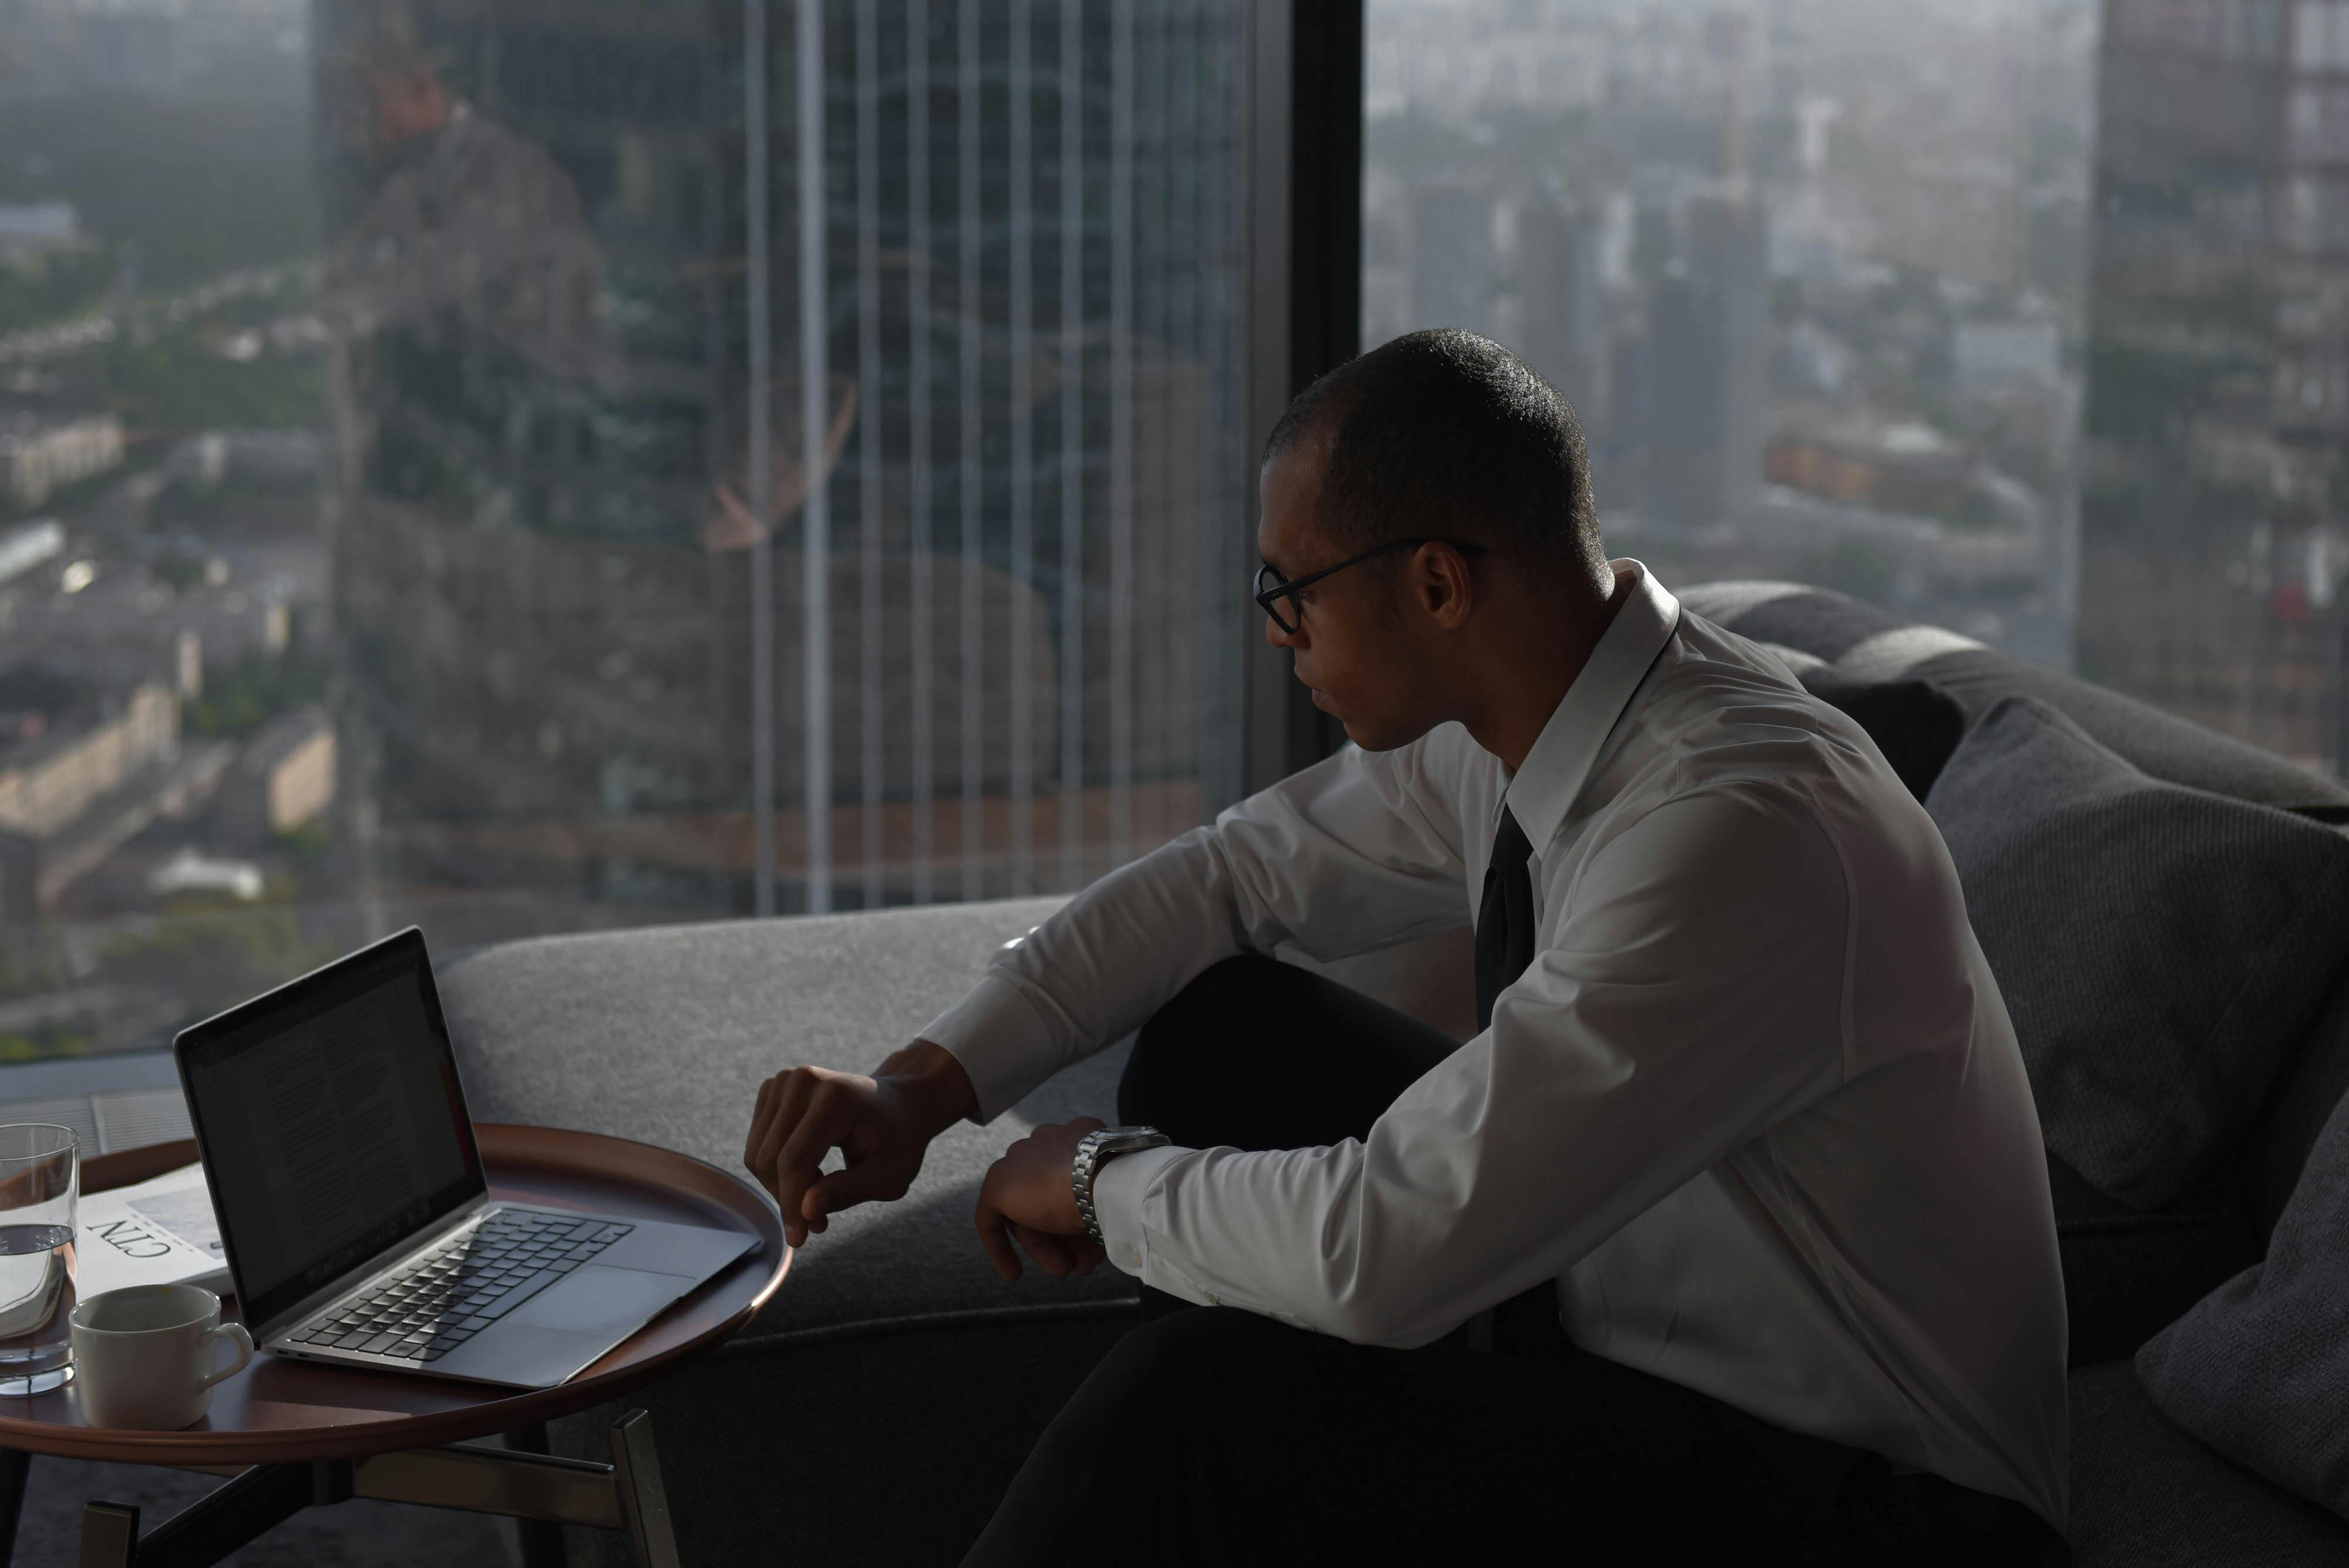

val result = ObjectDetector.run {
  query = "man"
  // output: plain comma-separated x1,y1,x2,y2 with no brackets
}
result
318,11,604,379
743,331,2069,1563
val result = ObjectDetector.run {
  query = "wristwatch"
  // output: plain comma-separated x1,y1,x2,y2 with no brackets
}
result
1071,1126,1172,1246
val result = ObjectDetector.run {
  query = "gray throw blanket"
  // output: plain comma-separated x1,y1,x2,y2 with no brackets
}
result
2138,1082,2349,1520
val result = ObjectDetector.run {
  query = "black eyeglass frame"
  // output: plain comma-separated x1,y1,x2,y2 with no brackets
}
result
1253,537,1492,634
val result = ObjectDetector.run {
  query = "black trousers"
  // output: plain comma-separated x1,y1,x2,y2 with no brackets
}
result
963,957,2070,1567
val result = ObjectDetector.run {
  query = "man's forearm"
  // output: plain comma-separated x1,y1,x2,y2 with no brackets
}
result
930,753,1473,1122
877,1038,981,1139
918,841,1259,1122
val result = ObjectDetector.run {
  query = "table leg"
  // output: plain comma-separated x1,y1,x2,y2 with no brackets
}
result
608,1412,679,1568
69,1408,675,1566
79,1463,334,1568
504,1422,568,1568
0,1446,28,1568
74,1502,136,1568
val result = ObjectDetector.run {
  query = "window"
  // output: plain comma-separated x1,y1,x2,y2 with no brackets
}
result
1365,0,2348,779
0,1,1253,1067
2296,0,2349,70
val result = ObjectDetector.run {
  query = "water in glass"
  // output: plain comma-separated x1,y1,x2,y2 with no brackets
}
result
0,1125,79,1395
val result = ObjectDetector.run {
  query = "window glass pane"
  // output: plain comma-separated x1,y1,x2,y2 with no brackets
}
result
0,1,1248,1072
1366,0,2348,781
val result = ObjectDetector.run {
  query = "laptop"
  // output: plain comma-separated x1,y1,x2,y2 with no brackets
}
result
171,927,755,1389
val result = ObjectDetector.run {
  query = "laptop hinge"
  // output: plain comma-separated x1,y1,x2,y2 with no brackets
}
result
253,1192,496,1343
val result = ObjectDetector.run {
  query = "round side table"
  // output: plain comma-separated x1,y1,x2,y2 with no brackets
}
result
0,1124,789,1568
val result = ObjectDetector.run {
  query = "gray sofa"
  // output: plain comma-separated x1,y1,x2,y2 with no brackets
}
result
439,581,2349,1566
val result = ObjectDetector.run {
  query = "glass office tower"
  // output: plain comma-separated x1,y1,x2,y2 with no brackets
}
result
2077,0,2349,776
316,0,1254,924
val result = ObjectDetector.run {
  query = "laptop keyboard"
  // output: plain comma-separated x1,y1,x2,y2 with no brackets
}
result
288,1209,635,1362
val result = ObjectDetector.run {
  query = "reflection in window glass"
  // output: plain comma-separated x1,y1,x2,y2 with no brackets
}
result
1365,0,2347,781
0,1,1248,1065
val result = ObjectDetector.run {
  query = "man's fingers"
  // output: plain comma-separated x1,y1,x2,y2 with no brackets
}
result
744,1078,791,1206
742,1075,779,1175
763,1076,834,1245
775,1080,872,1246
748,1070,811,1192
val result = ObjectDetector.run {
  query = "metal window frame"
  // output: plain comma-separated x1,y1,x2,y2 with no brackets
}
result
1243,1,1364,796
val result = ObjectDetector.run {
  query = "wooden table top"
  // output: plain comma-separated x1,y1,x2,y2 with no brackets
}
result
0,1123,789,1466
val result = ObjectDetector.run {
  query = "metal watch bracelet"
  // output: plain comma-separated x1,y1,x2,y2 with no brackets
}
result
1071,1127,1170,1246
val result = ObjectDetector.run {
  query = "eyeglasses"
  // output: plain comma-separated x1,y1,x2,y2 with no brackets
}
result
1252,537,1490,635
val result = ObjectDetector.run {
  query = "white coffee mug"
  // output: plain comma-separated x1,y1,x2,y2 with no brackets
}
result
69,1283,253,1430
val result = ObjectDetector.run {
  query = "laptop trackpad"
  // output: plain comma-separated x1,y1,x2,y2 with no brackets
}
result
507,1264,694,1337
472,1265,698,1388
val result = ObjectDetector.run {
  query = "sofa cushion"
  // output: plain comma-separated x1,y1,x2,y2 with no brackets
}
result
2136,1069,2349,1525
2237,953,2349,1241
438,897,1143,1342
1682,583,2349,815
1924,696,2349,1209
2068,1359,2349,1566
1681,581,1913,664
1797,669,1966,803
2047,1153,2258,1367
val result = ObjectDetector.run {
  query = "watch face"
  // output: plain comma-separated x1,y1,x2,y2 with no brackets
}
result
1098,1129,1167,1154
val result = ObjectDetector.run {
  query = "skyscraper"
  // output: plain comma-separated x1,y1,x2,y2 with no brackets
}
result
1624,187,1766,530
1409,184,1495,333
1515,190,1609,430
2078,0,2349,776
316,0,1253,926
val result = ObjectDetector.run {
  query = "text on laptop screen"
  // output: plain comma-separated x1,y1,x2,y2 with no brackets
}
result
180,933,482,1324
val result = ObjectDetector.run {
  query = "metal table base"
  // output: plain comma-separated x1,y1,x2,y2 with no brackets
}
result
11,1409,677,1568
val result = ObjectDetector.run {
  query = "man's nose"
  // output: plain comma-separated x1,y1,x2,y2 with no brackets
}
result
1264,612,1300,651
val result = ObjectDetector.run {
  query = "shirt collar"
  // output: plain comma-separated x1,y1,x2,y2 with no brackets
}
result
1502,558,1682,852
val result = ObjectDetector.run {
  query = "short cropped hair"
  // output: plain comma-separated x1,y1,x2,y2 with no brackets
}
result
1264,329,1604,576
331,5,439,94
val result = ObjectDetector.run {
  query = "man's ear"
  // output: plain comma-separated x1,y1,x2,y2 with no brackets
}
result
1419,543,1476,631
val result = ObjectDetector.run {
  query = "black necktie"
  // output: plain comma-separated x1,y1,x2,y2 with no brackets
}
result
1469,804,1569,1360
1475,806,1536,1032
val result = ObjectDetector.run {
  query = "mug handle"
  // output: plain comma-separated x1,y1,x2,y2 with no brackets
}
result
196,1323,255,1392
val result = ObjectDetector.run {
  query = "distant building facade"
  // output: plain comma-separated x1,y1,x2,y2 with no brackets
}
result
0,682,177,842
1766,411,1976,519
0,519,63,587
1409,186,1495,334
0,412,124,511
1515,193,1609,428
216,702,334,850
0,202,79,254
1614,189,1767,530
2079,0,2349,776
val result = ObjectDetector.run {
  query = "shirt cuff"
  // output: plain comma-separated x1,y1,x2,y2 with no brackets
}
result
917,974,1058,1124
1089,1143,1188,1278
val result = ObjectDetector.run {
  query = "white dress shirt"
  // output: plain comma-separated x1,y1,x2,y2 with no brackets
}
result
922,558,2069,1529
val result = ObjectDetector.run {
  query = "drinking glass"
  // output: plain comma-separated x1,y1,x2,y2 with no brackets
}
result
0,1124,79,1395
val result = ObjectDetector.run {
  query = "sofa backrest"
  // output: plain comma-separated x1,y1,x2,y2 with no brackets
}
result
1680,581,2349,1240
1680,582,2349,816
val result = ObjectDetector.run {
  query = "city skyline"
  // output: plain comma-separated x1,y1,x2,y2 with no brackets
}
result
0,0,2340,1069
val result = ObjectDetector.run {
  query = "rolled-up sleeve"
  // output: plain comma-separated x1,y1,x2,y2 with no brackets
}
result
1096,781,1855,1347
920,735,1477,1123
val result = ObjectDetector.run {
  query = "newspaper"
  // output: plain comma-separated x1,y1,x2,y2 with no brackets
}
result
75,1163,232,1300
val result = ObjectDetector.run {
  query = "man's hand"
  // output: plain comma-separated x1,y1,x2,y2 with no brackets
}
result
974,1118,1109,1283
743,1039,977,1249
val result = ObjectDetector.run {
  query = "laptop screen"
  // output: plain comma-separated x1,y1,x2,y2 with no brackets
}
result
176,928,484,1332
